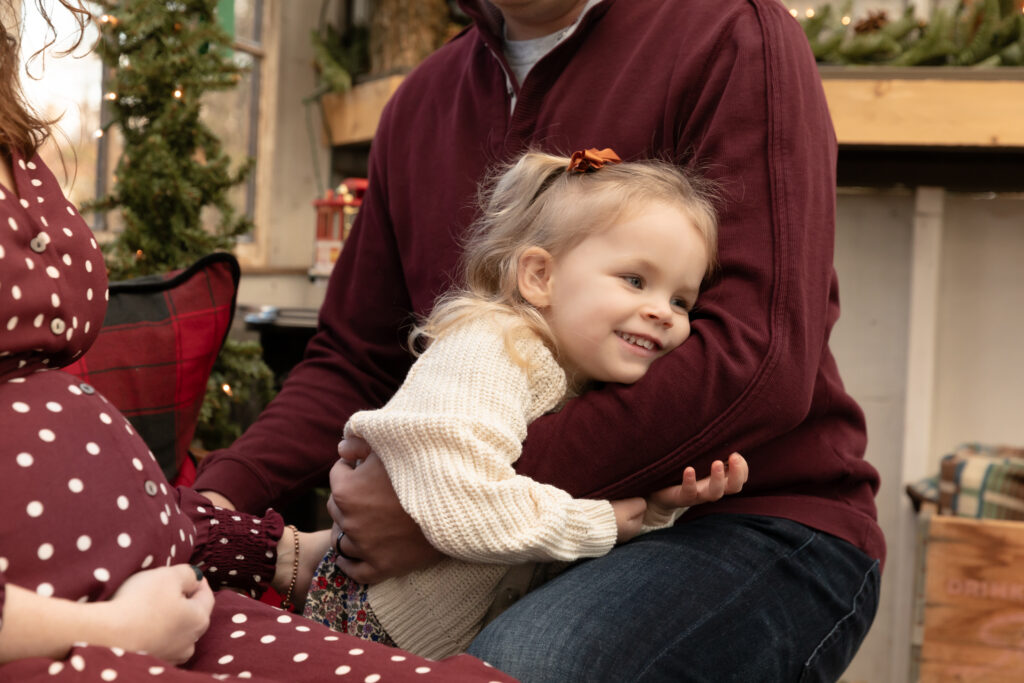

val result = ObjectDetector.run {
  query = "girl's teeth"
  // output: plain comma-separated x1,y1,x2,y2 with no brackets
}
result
620,333,654,350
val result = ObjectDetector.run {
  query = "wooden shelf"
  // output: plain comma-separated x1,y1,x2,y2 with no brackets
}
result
320,68,1024,149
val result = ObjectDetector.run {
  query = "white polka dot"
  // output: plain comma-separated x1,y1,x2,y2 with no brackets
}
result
86,442,100,455
26,500,43,517
86,259,93,273
238,674,252,680
38,429,55,442
293,653,309,662
37,543,54,560
51,293,60,307
334,666,351,676
46,401,63,412
348,648,364,656
324,635,339,641
116,495,129,510
141,554,154,568
68,478,84,493
414,667,431,674
0,244,4,258
260,635,276,644
10,285,21,299
12,401,29,413
159,511,169,525
231,613,248,624
69,654,86,672
85,321,91,334
101,669,118,681
37,582,54,596
100,412,113,425
7,216,17,231
77,535,92,551
391,655,406,662
19,198,28,209
26,160,35,169
94,567,110,581
66,205,75,215
295,625,310,632
33,313,43,328
62,253,72,266
148,666,165,675
67,384,83,396
5,316,17,331
48,662,64,675
117,533,131,548
230,630,246,638
276,614,292,624
365,675,381,683
45,266,60,279
16,452,33,467
132,457,143,470
217,655,234,665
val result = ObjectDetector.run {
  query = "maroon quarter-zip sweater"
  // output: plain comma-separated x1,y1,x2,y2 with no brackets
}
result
197,0,885,566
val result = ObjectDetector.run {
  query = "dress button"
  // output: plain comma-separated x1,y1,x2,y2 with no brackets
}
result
50,318,66,335
144,480,159,496
30,235,47,253
79,383,95,395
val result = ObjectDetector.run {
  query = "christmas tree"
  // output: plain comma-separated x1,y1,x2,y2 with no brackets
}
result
86,0,274,450
88,0,253,279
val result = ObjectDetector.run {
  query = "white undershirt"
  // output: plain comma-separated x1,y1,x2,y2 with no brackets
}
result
502,0,602,112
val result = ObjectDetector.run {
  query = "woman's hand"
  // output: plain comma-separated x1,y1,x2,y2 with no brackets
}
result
272,524,333,609
101,564,214,664
0,565,213,665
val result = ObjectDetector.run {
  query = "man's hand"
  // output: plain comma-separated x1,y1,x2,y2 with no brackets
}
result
327,439,444,584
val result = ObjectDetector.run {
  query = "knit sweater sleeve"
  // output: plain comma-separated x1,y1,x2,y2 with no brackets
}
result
345,317,617,564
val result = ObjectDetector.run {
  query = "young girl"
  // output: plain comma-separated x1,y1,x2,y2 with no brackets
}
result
303,148,747,658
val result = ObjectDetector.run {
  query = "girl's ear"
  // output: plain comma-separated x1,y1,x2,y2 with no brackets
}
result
517,246,554,308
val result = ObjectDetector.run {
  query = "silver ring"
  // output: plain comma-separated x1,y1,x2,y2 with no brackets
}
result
335,530,345,555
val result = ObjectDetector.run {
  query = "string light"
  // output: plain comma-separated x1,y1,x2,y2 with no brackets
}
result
104,91,117,101
806,8,815,18
173,88,183,99
221,383,234,397
842,15,852,26
99,14,119,27
789,8,798,17
93,129,104,139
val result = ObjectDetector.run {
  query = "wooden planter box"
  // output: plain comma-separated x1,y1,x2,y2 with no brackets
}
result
820,66,1024,147
319,68,1024,149
916,514,1024,682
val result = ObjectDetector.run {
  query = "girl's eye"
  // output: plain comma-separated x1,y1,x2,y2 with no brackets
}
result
622,275,643,289
671,297,690,312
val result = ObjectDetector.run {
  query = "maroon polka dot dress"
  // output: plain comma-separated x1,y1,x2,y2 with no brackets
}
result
0,150,516,683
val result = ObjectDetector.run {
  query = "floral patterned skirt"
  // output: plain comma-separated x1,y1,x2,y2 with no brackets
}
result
303,546,397,647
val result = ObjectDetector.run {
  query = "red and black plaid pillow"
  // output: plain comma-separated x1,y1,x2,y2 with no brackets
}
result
65,253,240,485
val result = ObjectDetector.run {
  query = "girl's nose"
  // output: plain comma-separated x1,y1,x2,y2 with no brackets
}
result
643,304,673,327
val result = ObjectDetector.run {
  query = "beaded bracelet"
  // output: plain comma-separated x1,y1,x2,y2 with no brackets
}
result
279,524,300,611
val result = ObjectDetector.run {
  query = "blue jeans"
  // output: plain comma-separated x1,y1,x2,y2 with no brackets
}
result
467,514,880,682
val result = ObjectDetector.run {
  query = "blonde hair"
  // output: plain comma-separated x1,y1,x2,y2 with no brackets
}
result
413,149,719,366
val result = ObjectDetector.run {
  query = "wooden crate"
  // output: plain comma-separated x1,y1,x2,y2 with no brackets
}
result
917,514,1024,682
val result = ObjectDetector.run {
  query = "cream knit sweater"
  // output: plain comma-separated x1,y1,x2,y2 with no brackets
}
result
346,313,618,658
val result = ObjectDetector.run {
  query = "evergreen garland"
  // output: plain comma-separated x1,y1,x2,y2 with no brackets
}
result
85,0,274,451
801,0,1024,67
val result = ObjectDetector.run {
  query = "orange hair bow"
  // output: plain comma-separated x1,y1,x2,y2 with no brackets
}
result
566,148,622,174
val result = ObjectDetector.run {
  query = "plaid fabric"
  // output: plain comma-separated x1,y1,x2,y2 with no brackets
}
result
934,443,1024,519
65,253,240,483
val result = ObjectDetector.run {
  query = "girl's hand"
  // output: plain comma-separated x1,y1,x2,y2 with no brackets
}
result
102,564,214,664
610,497,647,543
648,452,749,513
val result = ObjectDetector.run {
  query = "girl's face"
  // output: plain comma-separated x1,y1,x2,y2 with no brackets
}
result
536,201,709,385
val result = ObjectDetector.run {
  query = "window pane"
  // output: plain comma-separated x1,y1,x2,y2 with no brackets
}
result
233,0,262,44
200,50,259,234
18,3,103,210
